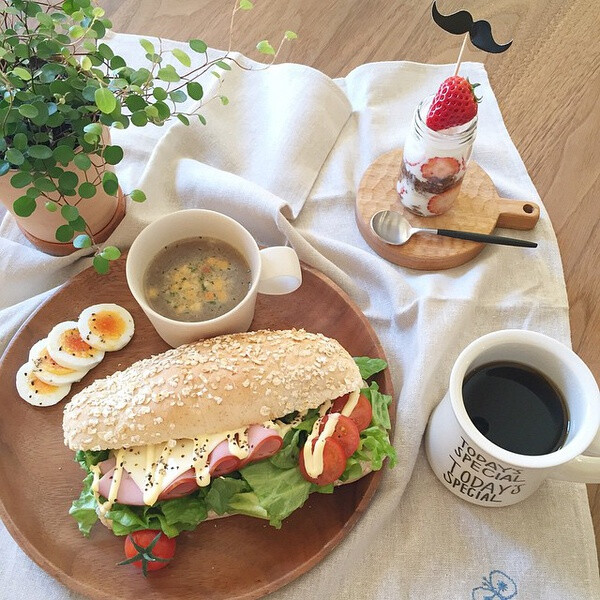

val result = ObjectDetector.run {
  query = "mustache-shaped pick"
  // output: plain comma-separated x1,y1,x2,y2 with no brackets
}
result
432,1,512,54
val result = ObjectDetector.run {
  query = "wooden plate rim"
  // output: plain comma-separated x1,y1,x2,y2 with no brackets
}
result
0,258,394,600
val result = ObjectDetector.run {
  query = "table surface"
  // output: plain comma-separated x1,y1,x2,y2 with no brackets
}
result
101,0,600,560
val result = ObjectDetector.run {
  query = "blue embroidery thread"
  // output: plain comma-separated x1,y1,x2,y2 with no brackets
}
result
471,570,518,600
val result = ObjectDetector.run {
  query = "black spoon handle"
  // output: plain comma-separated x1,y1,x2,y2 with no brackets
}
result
436,229,538,248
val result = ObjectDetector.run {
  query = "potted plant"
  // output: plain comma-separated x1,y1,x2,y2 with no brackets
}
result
0,0,295,272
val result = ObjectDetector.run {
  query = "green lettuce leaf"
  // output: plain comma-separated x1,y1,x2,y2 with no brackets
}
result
354,356,388,380
204,476,251,515
362,381,392,429
68,472,99,536
239,460,312,528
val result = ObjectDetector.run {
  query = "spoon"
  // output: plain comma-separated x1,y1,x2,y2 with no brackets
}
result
370,210,537,248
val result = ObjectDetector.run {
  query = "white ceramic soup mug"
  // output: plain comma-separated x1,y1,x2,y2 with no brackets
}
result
126,209,302,347
425,329,600,507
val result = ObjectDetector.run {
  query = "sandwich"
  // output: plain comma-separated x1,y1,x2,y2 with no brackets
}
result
65,329,396,571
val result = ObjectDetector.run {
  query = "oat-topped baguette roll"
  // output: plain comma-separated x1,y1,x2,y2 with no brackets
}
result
63,328,362,451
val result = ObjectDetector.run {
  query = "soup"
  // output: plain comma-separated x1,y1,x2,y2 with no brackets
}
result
143,237,252,322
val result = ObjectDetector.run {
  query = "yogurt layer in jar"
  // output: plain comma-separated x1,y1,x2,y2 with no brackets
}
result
397,96,477,216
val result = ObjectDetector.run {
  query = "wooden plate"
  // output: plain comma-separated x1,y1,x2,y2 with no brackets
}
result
0,257,393,600
356,149,540,270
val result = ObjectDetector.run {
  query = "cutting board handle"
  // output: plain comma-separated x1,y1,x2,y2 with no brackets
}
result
496,198,540,230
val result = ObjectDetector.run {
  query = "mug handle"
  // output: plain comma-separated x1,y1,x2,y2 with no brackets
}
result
257,246,302,295
550,429,600,483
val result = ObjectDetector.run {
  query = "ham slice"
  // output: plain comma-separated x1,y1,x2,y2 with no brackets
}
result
246,425,283,463
209,440,242,477
97,467,145,506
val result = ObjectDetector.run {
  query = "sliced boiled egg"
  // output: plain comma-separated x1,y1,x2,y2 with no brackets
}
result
47,320,105,370
15,362,72,406
28,338,90,386
77,303,135,352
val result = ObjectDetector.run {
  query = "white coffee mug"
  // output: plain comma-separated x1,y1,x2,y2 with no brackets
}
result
425,329,600,506
126,209,302,347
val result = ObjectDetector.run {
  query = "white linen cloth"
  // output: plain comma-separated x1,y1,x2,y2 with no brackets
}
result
1,32,598,600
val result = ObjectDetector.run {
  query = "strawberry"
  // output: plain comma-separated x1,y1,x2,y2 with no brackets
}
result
427,182,462,215
426,76,480,131
421,157,460,181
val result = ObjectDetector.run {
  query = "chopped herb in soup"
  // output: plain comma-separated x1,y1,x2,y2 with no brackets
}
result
144,237,252,322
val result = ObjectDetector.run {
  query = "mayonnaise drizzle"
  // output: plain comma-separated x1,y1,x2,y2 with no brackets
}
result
303,412,341,479
341,389,360,417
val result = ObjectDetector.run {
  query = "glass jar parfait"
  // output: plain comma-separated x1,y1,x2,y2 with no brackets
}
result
397,96,477,216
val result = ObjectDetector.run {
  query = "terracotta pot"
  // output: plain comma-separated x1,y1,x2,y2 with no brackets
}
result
0,135,126,256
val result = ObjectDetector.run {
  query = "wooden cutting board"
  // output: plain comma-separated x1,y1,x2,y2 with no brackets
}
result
356,149,540,270
0,257,394,600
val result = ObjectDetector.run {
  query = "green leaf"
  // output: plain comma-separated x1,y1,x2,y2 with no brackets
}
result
97,42,114,60
361,381,392,429
12,66,31,80
73,234,92,248
157,65,180,83
95,87,117,114
189,39,207,53
81,56,92,71
205,477,250,515
240,461,311,528
45,201,58,212
69,25,86,39
68,472,98,536
284,30,298,40
92,6,105,18
239,0,253,9
0,161,10,176
353,357,388,380
198,114,207,125
219,95,229,105
172,48,191,67
256,40,275,55
169,90,187,103
70,216,87,232
186,81,203,101
139,38,155,54
176,114,189,125
152,87,168,101
58,171,79,191
28,145,53,160
129,189,146,203
130,110,148,127
35,177,57,192
26,187,41,199
125,94,147,112
73,154,92,170
159,495,207,527
93,254,110,274
12,133,28,151
78,182,96,198
216,60,231,71
101,245,121,261
53,145,75,165
110,55,126,70
83,122,103,136
5,148,25,165
55,224,74,242
10,171,32,188
61,204,79,222
102,171,119,195
13,195,37,217
18,104,38,118
103,145,124,165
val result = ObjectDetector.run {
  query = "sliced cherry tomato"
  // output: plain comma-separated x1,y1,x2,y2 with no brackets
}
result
119,530,176,576
298,437,346,486
319,414,360,458
331,392,372,431
157,469,199,501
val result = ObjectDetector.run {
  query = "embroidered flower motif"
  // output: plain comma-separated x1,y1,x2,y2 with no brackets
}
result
472,570,517,600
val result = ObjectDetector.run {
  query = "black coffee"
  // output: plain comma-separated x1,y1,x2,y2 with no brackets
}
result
462,361,569,455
